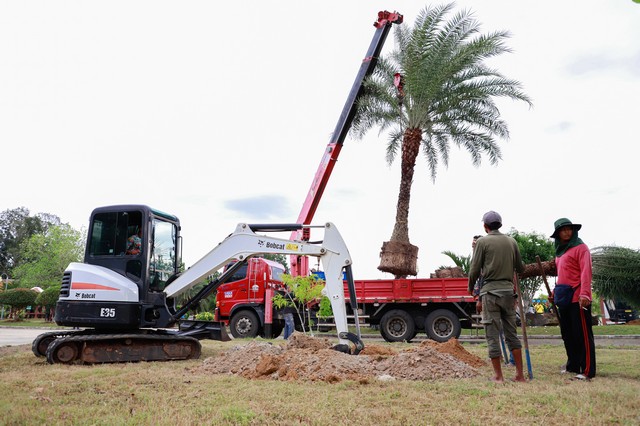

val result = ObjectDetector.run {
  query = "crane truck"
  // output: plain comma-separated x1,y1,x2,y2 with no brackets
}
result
32,204,363,364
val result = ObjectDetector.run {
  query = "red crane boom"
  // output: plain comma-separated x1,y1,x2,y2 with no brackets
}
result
290,11,403,276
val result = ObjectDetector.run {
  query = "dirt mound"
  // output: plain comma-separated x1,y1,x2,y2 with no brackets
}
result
421,339,485,368
627,319,640,325
196,333,484,383
287,332,334,351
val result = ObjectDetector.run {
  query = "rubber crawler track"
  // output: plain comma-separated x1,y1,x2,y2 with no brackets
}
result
44,331,202,364
32,330,86,357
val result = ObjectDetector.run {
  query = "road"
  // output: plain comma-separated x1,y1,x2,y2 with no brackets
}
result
0,327,65,347
1,327,639,348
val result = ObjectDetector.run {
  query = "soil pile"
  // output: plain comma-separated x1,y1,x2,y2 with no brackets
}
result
196,333,484,383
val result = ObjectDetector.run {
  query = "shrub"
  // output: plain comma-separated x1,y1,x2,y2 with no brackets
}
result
195,311,214,321
0,288,38,320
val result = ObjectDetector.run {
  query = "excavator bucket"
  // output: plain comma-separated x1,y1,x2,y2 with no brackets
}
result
208,322,231,341
178,320,232,342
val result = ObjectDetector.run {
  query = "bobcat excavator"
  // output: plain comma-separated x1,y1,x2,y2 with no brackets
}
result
33,205,363,364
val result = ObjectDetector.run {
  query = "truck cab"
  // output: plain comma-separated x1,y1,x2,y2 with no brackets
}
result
215,257,287,338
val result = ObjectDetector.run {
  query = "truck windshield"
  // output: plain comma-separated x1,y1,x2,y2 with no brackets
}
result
224,263,248,282
271,266,284,282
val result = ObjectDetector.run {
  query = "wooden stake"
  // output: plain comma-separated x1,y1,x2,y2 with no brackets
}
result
514,273,533,380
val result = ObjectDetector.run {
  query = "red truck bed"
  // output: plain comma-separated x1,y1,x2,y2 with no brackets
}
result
346,278,474,304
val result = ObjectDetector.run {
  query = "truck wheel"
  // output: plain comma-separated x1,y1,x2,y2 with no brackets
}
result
230,310,260,338
380,309,415,342
425,309,461,342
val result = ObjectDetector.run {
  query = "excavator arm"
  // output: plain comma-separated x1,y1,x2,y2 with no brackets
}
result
165,222,362,351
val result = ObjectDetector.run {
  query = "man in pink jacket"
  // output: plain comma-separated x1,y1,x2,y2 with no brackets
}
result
551,218,596,380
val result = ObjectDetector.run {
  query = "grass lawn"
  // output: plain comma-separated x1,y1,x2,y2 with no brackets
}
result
0,318,64,328
460,323,640,337
0,334,639,425
3,318,640,336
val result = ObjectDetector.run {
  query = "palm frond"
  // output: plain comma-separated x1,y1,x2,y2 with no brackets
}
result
385,128,404,164
592,246,640,307
353,1,531,182
441,250,472,274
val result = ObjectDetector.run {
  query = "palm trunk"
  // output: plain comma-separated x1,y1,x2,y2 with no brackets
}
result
378,128,422,278
520,259,557,279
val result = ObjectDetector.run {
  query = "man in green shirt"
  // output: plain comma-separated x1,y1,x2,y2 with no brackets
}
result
468,211,526,383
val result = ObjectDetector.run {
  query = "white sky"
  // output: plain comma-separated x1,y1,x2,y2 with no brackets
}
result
1,1,639,279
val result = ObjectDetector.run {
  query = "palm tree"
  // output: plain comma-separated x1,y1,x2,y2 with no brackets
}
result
351,4,532,278
440,250,471,275
592,246,640,307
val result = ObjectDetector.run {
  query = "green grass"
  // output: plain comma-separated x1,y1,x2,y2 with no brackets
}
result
3,318,639,336
461,324,640,337
0,318,66,328
528,324,640,336
0,339,639,425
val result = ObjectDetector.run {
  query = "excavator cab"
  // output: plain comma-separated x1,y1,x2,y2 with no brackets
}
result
54,205,182,331
85,205,181,295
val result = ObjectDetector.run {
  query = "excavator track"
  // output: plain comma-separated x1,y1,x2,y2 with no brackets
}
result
32,329,86,358
44,331,201,365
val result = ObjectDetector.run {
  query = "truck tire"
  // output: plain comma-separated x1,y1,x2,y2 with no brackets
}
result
380,309,415,342
230,310,260,338
425,309,461,342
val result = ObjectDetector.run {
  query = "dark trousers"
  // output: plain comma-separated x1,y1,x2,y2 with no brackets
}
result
558,303,596,378
283,313,295,339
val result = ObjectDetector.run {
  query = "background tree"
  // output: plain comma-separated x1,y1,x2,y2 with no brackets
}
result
0,288,38,319
592,246,640,308
35,285,61,321
12,224,84,289
0,207,61,276
508,229,555,306
176,279,216,316
351,4,531,278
